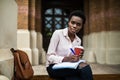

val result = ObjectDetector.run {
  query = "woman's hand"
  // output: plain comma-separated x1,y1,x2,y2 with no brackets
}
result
79,53,83,58
62,55,80,62
70,55,80,62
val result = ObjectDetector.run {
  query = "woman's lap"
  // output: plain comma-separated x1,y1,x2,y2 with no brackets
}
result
47,64,93,80
46,64,79,78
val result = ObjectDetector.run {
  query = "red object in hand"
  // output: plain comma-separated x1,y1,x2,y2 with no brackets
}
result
74,46,84,56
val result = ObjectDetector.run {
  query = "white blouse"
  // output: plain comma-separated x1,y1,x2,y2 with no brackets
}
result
46,28,81,67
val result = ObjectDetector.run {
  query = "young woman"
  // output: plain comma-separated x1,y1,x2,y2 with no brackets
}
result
46,10,93,80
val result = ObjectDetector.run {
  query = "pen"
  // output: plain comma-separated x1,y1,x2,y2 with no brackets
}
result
70,48,75,55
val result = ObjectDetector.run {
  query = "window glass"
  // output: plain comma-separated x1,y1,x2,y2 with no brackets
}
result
45,8,52,15
55,8,62,15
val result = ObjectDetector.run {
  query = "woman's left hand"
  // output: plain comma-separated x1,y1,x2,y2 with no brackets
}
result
79,53,83,58
70,55,80,62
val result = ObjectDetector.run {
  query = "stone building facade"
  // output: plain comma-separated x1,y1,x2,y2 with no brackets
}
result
0,0,120,79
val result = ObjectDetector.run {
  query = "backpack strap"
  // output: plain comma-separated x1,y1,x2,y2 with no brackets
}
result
10,48,17,54
10,48,16,80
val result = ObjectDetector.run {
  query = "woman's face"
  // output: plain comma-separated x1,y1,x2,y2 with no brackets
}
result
68,16,83,34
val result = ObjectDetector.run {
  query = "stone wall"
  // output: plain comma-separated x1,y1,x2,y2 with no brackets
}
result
83,0,120,64
0,0,17,79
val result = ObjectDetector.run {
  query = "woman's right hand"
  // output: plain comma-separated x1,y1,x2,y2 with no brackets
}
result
62,55,80,62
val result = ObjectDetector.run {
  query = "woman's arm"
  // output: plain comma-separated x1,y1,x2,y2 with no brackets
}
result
47,30,64,64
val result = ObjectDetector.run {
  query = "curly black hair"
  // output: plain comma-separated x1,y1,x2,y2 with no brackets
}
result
69,10,86,25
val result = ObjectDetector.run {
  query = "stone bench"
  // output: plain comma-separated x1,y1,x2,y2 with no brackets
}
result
32,65,48,76
0,49,14,80
0,75,9,80
32,64,120,80
32,63,120,76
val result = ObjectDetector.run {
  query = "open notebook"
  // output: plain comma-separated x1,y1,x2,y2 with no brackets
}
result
52,60,86,69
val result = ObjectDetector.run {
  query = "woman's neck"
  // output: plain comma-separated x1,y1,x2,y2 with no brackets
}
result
68,31,75,42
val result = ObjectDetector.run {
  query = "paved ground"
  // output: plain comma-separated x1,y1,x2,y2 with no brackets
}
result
32,63,120,76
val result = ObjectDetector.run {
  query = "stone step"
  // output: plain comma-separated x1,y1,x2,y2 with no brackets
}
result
31,74,120,80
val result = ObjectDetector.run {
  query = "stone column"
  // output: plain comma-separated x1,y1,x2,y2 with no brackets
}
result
106,0,120,64
36,0,46,64
88,0,107,64
29,0,39,65
16,0,32,63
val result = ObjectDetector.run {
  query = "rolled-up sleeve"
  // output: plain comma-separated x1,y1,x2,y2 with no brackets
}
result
48,54,64,64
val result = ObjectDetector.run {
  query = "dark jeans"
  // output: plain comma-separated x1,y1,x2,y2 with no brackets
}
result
46,64,93,80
